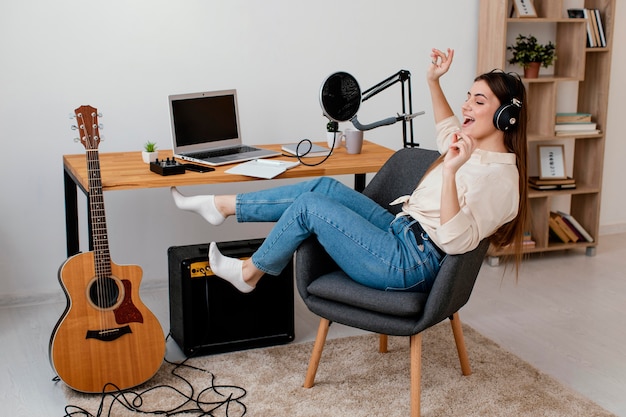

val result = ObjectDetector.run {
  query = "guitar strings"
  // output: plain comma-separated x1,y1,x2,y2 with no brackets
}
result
80,110,104,331
60,333,248,417
83,113,114,333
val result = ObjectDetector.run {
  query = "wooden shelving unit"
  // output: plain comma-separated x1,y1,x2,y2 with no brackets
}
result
477,0,615,263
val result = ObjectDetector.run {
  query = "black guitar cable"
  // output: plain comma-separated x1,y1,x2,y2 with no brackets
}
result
59,332,248,417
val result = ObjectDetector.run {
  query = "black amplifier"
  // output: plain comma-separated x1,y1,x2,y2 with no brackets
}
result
167,239,294,357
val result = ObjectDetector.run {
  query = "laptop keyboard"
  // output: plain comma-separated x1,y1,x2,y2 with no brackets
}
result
193,145,258,159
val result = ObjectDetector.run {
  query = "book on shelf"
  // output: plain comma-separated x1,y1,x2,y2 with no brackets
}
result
555,122,597,131
555,113,592,124
555,129,600,136
550,212,580,242
557,216,586,243
582,8,596,47
568,8,606,48
529,175,576,190
530,183,577,191
523,231,536,249
594,8,607,48
548,214,572,243
588,8,601,47
529,176,575,186
523,240,536,249
529,176,575,185
501,231,535,250
556,211,594,242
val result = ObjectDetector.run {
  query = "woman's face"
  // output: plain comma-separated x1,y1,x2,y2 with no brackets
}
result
460,80,502,140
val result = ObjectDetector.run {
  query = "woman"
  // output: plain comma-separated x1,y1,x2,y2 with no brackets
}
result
171,48,528,294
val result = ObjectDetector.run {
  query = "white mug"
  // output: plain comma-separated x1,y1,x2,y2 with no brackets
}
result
344,129,364,154
326,131,343,149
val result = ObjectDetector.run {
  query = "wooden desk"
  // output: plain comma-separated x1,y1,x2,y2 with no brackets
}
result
63,141,394,256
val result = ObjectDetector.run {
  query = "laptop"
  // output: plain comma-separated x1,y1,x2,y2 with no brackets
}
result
168,89,280,166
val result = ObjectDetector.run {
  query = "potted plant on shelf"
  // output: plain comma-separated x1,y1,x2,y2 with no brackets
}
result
142,141,158,163
507,34,556,78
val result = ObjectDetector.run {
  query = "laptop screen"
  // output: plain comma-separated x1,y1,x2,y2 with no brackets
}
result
169,90,242,154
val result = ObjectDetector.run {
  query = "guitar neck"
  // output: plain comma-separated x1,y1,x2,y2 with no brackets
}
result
86,148,112,277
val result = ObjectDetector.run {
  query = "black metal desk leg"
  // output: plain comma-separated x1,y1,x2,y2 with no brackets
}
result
354,173,366,192
64,169,80,257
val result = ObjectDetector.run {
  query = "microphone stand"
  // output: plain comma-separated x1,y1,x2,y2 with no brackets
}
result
361,70,419,148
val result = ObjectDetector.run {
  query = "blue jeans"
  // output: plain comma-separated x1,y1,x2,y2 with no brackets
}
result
236,177,445,292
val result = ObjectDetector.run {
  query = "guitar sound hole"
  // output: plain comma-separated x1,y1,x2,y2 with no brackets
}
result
89,277,120,309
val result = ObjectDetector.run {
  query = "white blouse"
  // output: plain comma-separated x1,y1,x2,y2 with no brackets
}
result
393,116,519,254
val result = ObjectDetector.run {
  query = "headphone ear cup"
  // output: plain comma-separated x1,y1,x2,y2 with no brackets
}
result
493,102,520,131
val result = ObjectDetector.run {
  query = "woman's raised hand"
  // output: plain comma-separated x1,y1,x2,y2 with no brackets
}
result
428,48,454,81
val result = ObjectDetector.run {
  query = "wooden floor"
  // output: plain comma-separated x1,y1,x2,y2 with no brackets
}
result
1,232,625,416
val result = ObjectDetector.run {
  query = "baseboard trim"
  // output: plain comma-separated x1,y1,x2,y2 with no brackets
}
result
599,222,626,236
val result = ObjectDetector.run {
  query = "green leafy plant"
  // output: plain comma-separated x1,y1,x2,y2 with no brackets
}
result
143,141,158,152
507,34,556,69
326,120,338,132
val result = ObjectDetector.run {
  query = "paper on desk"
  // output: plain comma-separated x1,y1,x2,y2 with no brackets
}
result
224,159,300,179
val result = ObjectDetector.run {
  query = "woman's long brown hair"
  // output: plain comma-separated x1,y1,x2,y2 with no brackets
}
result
477,71,528,277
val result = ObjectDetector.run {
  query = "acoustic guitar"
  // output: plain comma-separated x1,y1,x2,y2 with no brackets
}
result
49,105,165,393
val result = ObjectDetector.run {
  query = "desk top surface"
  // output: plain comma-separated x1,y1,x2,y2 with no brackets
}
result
63,141,395,192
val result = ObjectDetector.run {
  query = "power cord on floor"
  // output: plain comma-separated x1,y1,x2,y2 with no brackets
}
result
59,332,248,417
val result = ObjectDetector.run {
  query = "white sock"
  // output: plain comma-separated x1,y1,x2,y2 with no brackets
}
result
208,242,255,293
171,187,226,225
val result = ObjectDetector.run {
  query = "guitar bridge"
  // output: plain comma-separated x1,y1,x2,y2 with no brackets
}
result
86,325,132,342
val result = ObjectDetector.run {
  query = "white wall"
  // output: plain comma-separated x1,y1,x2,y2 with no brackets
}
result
0,0,624,302
601,1,626,233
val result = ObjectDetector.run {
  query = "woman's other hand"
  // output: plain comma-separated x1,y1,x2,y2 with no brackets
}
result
443,130,475,175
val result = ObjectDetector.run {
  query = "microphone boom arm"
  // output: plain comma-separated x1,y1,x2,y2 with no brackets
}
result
355,70,420,148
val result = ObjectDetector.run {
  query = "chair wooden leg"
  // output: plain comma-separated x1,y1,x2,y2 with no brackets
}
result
379,334,388,353
304,318,331,388
449,312,472,376
410,333,422,417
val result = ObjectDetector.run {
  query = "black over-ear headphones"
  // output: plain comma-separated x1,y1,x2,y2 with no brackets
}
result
493,73,523,131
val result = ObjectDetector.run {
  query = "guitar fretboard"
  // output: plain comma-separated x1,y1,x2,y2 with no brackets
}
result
86,149,112,279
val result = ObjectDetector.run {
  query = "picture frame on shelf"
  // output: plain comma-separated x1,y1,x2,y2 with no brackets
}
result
538,145,566,179
513,0,537,18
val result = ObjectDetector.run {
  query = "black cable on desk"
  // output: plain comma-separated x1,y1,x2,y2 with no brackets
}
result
282,138,335,166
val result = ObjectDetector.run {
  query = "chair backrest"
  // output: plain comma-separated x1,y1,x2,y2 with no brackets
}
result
363,147,440,213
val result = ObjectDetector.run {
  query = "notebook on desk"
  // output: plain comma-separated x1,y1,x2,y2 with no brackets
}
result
168,89,280,166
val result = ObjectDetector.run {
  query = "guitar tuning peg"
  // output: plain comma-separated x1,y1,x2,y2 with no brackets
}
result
69,113,76,119
100,135,105,141
71,125,78,131
98,123,104,130
97,112,103,118
73,137,81,143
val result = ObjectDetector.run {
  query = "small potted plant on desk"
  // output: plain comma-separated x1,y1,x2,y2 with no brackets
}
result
507,34,556,78
142,141,159,163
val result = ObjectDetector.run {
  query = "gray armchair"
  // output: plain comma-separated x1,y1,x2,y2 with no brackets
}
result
295,147,489,417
